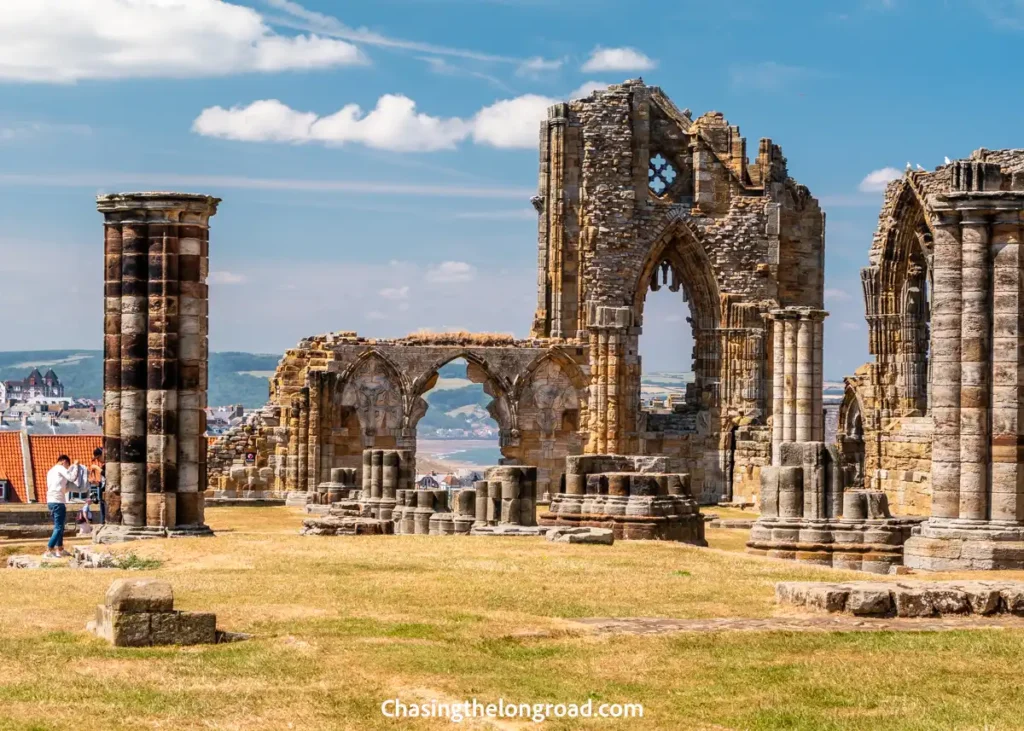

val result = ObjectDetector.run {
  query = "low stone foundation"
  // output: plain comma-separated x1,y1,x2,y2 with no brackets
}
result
93,524,215,544
540,455,704,544
545,526,614,545
776,580,1024,618
300,515,393,536
904,520,1024,571
87,579,229,647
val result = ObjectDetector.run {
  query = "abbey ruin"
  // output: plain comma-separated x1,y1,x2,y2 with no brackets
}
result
95,79,1024,571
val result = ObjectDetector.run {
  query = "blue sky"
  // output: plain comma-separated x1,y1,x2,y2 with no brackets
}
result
0,0,1021,380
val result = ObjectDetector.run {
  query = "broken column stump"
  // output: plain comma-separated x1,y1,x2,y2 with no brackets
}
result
88,578,219,647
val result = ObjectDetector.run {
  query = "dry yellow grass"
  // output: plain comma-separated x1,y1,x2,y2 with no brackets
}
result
1,507,1024,730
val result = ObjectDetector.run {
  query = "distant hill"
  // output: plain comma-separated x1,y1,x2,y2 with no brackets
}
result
0,350,281,409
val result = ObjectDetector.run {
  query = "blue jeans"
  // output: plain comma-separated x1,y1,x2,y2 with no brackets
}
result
47,503,67,550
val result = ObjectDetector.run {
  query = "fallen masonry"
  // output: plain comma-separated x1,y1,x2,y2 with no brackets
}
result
87,578,240,647
545,526,615,545
776,580,1024,618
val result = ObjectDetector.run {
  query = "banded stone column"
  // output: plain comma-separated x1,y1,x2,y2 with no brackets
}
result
991,210,1024,522
782,314,798,443
98,192,219,538
960,210,991,521
795,317,813,442
929,210,963,520
584,304,633,455
770,312,785,463
811,315,825,441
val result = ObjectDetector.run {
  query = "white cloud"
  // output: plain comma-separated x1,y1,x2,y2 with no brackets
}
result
209,271,247,285
0,0,367,83
426,261,476,284
824,288,854,301
193,81,615,153
0,122,91,141
194,95,469,152
858,167,903,193
840,322,863,331
729,61,823,91
379,286,410,300
581,47,656,72
470,94,553,149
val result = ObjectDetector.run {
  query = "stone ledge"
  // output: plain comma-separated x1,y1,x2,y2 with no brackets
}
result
776,580,1024,618
545,526,614,545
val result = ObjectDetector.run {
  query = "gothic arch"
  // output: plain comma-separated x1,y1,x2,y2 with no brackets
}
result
407,350,515,434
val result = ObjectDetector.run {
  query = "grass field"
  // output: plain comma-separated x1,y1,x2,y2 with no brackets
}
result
2,507,1024,730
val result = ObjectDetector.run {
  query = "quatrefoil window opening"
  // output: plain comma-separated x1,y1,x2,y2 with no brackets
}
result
648,153,677,196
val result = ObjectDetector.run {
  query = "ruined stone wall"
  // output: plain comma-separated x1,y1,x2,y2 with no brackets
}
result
529,79,825,501
209,333,588,500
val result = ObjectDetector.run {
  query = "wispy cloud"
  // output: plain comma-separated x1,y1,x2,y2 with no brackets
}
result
264,0,560,68
0,172,534,200
379,286,410,300
729,61,827,91
209,271,248,285
0,122,92,141
975,0,1024,29
516,56,564,77
453,209,535,220
426,261,476,283
824,288,854,302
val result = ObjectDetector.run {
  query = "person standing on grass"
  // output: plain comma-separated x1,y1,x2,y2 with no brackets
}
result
44,455,81,559
88,447,105,524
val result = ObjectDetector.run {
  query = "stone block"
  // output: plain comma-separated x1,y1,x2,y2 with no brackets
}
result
105,579,174,613
894,588,934,618
545,526,614,545
175,612,218,645
109,610,153,647
846,587,893,616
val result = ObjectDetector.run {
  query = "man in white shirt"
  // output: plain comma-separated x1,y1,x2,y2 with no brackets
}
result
45,455,80,558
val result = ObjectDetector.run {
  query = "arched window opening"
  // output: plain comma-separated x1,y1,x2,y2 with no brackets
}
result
639,260,698,419
413,358,501,493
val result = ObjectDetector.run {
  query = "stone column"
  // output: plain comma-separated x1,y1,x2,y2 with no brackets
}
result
584,305,632,455
990,210,1024,522
97,192,219,540
928,210,964,520
770,312,785,463
811,315,825,442
795,317,812,442
782,315,798,444
959,211,991,521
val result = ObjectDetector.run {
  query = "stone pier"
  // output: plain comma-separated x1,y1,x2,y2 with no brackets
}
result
766,308,827,464
95,192,219,542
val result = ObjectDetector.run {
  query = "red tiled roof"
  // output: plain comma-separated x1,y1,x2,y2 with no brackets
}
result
28,435,102,502
0,432,27,502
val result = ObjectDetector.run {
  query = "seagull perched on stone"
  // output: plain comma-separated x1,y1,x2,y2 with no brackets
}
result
944,156,951,164
906,162,912,170
916,164,925,171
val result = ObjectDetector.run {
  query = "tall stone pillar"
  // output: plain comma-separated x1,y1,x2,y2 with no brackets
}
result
990,211,1024,522
767,308,826,463
97,192,219,542
959,211,991,521
927,210,963,520
770,312,785,463
584,304,633,455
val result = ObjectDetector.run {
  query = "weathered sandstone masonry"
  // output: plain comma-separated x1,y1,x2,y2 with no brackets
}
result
209,79,827,506
748,442,921,573
836,150,1024,571
540,454,704,543
97,193,219,541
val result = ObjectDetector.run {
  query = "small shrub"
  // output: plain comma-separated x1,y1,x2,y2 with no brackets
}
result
115,553,164,571
672,570,691,577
